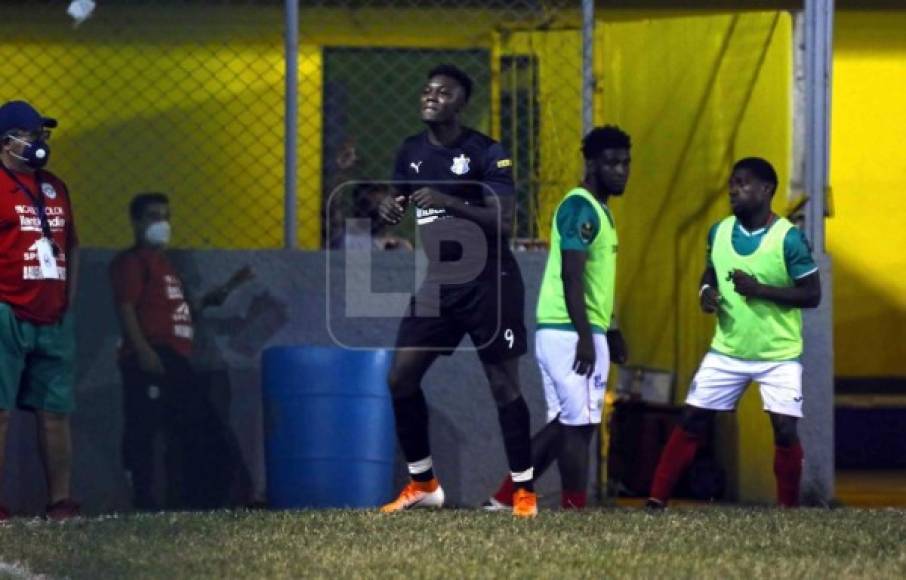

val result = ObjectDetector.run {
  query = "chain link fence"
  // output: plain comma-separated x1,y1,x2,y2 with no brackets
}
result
1,0,587,249
2,1,286,248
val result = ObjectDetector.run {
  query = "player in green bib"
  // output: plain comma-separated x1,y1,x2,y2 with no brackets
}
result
647,157,821,509
485,126,630,510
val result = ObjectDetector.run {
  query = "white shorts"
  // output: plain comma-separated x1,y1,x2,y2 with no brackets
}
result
535,328,610,426
685,352,803,418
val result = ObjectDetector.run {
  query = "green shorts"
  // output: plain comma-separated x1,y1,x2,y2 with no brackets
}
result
0,302,75,413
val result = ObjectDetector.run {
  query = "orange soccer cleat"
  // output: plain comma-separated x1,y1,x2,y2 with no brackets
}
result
380,479,445,513
512,488,538,518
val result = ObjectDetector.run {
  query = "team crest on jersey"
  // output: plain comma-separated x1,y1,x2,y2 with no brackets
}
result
41,182,57,199
579,221,595,244
450,154,470,175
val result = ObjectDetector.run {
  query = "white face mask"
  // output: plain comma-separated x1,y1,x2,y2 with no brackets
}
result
144,221,171,246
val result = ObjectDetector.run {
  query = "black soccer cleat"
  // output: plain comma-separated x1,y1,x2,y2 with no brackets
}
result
644,498,667,511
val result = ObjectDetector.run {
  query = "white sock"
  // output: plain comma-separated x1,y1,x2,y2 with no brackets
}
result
511,467,534,483
408,456,433,476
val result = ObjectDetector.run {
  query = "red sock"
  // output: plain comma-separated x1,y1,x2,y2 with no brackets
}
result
492,476,514,506
774,442,803,507
649,427,701,503
561,490,587,509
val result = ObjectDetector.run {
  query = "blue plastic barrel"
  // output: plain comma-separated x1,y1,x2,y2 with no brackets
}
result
262,346,395,509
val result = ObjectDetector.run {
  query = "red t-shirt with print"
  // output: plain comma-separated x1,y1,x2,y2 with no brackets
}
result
109,247,194,358
0,166,78,325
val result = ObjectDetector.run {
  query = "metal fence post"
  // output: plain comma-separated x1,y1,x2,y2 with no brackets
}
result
804,0,833,253
284,0,299,249
800,0,835,506
581,0,595,137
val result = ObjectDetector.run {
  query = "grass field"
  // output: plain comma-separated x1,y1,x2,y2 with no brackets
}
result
1,507,904,579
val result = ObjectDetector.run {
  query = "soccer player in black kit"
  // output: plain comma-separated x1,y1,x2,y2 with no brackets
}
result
378,64,537,517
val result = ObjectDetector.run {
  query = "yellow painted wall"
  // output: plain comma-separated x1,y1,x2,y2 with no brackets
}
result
0,5,323,249
297,46,324,249
828,11,906,377
596,11,792,502
0,40,295,248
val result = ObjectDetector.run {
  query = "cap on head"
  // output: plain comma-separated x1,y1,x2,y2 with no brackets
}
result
0,101,58,136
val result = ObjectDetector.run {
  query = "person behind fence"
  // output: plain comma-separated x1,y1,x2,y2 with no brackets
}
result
344,182,413,251
323,138,360,249
0,100,81,520
110,192,253,510
483,125,631,511
377,64,537,517
646,157,821,509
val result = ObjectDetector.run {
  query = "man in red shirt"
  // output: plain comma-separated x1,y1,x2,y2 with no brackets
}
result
0,100,80,520
110,192,251,510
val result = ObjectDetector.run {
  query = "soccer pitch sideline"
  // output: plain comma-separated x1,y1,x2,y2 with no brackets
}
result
1,508,904,579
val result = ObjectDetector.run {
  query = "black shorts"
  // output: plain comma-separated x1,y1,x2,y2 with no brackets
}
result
394,265,528,364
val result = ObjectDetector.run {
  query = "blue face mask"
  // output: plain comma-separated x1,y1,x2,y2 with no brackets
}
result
8,135,50,169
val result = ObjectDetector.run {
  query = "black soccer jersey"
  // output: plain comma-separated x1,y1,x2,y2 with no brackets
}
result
392,128,516,281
